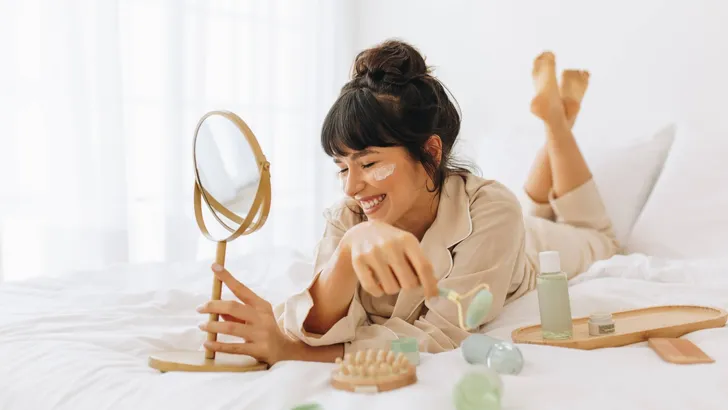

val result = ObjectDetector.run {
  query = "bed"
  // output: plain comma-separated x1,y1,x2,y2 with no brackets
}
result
1,250,727,410
2,123,727,409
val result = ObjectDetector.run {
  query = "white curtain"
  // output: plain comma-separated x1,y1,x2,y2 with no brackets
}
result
0,0,355,281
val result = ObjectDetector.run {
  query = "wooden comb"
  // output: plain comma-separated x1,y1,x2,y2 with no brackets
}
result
648,338,714,364
331,349,417,393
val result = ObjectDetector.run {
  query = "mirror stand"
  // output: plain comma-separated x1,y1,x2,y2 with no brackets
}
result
148,110,271,373
205,240,226,360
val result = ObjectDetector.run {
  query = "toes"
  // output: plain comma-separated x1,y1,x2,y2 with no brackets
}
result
560,69,590,102
535,51,555,63
562,69,583,80
561,69,590,84
532,51,556,75
573,70,590,85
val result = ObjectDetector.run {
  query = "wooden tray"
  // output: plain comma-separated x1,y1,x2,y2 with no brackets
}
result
511,305,727,350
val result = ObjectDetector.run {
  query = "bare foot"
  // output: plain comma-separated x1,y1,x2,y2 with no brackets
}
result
560,70,590,128
530,52,565,126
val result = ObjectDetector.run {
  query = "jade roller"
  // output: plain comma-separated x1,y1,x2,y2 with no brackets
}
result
438,284,493,331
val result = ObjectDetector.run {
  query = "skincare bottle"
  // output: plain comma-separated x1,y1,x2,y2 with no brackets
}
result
536,251,573,339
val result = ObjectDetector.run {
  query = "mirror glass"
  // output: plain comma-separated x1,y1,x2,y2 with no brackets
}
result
194,114,260,230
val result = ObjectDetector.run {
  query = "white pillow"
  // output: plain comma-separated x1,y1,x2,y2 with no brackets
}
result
586,124,676,246
473,124,676,247
626,123,728,258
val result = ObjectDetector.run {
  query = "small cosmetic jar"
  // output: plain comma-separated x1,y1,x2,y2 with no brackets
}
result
588,312,615,336
390,337,420,365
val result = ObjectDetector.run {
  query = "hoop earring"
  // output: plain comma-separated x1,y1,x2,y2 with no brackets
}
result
425,178,436,192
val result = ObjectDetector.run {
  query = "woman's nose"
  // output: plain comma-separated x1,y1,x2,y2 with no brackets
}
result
343,170,365,197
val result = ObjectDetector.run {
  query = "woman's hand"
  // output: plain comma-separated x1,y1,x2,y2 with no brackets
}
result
342,220,438,299
197,264,296,366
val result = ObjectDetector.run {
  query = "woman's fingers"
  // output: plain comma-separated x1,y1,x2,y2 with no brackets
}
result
403,243,438,299
203,340,260,357
352,256,383,297
376,267,400,295
221,313,246,324
369,248,400,295
348,226,439,298
199,319,255,341
197,300,257,324
211,264,269,308
388,246,419,291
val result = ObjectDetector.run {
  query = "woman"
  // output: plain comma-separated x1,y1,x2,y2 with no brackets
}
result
197,40,618,365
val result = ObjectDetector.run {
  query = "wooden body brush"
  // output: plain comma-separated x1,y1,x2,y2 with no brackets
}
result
331,349,417,393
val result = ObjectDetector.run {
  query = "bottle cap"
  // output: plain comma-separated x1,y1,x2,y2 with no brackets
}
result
539,251,561,273
589,312,613,322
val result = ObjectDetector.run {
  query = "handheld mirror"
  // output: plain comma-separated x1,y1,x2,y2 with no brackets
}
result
148,110,271,373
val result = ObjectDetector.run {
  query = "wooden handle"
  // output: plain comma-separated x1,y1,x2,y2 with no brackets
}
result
205,241,227,359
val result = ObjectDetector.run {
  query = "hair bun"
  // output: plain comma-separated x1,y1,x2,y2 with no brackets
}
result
353,40,429,86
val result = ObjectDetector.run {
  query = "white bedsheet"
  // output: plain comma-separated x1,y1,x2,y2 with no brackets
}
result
1,248,727,410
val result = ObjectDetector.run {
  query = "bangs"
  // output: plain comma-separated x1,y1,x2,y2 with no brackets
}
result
321,89,401,157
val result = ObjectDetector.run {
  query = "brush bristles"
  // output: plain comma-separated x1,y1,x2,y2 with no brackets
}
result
334,349,411,378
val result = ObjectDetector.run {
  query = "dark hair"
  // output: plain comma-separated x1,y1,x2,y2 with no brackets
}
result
321,39,477,194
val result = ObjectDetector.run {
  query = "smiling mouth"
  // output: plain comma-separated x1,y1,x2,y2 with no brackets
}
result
360,194,386,213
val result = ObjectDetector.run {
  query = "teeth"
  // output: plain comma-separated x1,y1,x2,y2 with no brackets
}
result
361,194,386,210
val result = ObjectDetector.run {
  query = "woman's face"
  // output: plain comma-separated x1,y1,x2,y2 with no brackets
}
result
335,146,431,225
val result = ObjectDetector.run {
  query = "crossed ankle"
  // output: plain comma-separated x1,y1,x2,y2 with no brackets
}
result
544,117,572,138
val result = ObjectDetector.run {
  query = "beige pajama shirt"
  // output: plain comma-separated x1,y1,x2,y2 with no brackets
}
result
274,173,619,354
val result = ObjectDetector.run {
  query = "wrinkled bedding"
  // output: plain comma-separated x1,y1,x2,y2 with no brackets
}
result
1,248,727,410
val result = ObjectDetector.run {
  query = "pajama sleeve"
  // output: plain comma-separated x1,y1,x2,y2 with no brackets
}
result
274,200,370,347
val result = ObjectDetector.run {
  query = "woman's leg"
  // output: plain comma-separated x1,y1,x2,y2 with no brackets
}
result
523,146,553,205
524,52,618,278
529,52,592,199
524,59,591,204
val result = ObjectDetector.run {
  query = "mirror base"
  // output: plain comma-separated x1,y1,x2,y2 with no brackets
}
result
148,350,268,373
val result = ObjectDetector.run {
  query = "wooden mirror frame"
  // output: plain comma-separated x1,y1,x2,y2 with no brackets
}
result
148,110,271,373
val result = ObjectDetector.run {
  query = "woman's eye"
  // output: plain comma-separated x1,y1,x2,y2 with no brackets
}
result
362,162,377,169
338,168,349,175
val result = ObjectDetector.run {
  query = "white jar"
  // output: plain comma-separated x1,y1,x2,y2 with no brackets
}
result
588,312,615,336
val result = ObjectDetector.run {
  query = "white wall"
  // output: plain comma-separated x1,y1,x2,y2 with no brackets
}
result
353,0,728,178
